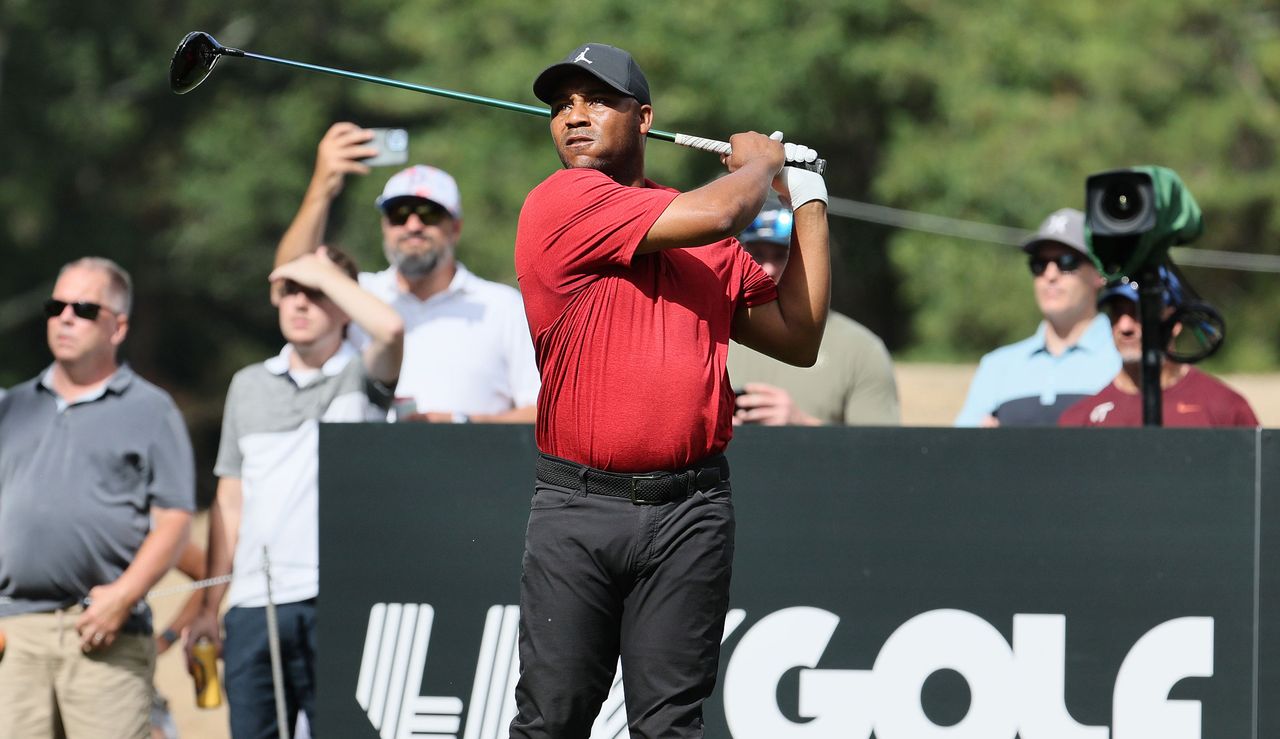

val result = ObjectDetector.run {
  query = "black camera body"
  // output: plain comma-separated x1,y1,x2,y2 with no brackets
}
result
1086,169,1157,278
1084,165,1202,281
1083,167,1218,425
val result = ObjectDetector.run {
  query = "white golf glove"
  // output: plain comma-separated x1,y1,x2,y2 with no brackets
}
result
770,131,827,208
769,130,818,164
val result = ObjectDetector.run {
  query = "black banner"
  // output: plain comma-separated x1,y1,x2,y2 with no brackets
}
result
318,425,1273,738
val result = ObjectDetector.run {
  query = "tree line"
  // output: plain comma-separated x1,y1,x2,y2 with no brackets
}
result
4,0,1279,496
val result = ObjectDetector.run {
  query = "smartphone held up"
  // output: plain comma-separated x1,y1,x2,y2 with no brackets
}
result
362,128,409,167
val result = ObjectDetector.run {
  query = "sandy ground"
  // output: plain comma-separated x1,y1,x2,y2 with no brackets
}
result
893,362,1280,427
151,512,230,738
151,361,1280,736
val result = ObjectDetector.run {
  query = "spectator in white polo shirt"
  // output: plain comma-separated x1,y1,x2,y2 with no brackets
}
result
276,123,540,423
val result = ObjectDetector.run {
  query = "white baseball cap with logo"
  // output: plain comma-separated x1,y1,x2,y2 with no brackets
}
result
375,165,462,220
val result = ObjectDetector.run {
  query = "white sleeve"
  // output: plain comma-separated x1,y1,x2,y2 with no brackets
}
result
346,270,381,352
504,297,541,408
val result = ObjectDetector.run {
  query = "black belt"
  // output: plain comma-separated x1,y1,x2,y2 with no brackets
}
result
37,599,153,636
536,453,729,505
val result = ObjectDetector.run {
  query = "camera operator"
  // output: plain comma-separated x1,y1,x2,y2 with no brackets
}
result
1058,270,1258,427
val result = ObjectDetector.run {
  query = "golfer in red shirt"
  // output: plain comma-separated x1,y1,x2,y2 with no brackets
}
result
511,42,830,738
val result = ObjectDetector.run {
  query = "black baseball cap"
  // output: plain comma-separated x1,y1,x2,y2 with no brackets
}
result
533,43,652,106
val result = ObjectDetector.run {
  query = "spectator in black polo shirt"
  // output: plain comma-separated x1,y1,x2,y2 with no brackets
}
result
0,257,195,738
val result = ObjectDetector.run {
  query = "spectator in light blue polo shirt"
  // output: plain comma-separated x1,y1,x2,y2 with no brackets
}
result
956,208,1122,427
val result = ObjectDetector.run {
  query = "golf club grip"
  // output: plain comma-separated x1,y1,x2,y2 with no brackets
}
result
672,134,827,174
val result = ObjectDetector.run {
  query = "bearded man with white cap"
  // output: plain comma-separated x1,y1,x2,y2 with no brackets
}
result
277,126,539,423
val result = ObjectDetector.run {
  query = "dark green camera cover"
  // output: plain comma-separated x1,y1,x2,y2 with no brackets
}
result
1087,165,1203,280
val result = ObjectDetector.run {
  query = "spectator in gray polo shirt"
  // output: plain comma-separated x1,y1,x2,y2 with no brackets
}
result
0,256,195,738
185,246,403,738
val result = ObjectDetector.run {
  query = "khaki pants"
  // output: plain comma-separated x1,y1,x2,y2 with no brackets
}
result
0,607,154,739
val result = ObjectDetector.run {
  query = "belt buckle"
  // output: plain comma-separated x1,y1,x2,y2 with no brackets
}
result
629,473,665,505
695,467,720,489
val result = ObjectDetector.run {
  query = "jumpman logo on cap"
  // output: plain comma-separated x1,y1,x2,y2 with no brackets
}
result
574,47,593,64
1047,213,1069,233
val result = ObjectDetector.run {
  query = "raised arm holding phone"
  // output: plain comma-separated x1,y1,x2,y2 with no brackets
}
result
274,122,541,424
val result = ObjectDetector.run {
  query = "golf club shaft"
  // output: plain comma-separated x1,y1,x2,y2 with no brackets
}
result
225,47,825,172
231,48,549,118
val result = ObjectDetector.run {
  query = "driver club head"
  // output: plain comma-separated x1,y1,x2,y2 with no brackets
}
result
169,31,226,94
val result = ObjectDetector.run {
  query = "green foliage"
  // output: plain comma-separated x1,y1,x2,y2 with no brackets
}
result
5,0,1280,487
860,0,1280,366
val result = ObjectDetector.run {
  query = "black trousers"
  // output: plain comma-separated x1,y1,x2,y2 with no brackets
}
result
509,462,735,739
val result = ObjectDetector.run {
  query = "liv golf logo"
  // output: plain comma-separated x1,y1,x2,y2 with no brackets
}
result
356,604,743,739
356,603,472,738
357,604,1214,739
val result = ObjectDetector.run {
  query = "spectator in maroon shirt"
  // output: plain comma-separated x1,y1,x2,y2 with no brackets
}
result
1059,270,1257,427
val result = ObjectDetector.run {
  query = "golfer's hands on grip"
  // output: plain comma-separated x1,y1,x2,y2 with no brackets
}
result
768,131,828,210
769,131,819,166
721,131,785,175
311,122,379,200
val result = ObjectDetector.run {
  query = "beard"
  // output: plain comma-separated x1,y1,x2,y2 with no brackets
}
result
385,241,445,279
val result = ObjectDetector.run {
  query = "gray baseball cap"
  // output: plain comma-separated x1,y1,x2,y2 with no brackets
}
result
533,43,652,106
1021,208,1089,256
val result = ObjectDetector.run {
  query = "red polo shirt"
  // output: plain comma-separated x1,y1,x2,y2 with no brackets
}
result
515,168,778,472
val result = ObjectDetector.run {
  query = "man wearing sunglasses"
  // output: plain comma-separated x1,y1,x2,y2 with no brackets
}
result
0,257,195,737
276,124,540,425
184,246,403,738
956,208,1121,427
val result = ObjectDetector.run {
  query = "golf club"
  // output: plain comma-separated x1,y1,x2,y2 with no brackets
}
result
169,31,826,174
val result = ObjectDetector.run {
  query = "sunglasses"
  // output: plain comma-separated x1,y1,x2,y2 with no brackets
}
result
279,280,326,302
43,299,111,321
1101,298,1139,321
1028,252,1084,277
383,200,450,227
